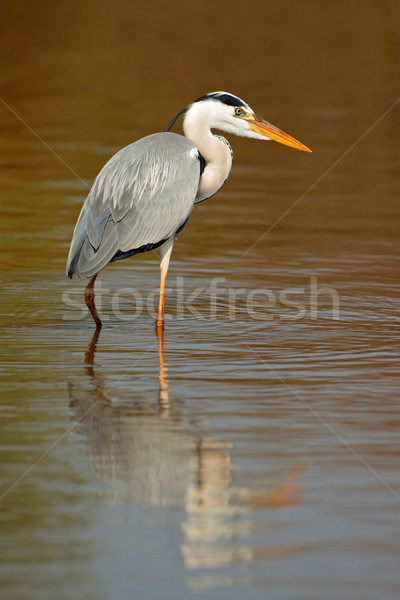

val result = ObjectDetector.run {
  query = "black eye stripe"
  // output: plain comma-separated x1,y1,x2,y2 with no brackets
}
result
193,92,246,108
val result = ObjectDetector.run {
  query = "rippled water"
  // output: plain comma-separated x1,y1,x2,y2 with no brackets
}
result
1,1,400,599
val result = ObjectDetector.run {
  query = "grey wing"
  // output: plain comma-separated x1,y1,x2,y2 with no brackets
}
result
66,132,201,279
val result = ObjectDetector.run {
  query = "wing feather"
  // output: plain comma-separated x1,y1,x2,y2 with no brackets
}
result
66,132,201,278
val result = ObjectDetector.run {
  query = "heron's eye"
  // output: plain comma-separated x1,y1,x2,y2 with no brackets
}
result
235,108,243,116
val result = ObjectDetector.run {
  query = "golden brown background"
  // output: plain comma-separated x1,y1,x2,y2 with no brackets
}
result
1,1,399,599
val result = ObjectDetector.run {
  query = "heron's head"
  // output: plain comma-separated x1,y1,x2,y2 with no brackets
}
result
168,91,311,152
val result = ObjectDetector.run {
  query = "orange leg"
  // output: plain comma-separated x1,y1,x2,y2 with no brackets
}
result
155,238,174,330
85,274,102,329
155,268,167,329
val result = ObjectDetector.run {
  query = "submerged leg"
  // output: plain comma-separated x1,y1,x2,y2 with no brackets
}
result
85,273,102,329
156,237,174,329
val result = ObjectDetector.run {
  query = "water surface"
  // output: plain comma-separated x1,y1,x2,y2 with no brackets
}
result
1,1,400,599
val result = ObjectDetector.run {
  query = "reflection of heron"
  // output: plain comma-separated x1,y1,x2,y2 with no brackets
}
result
66,91,311,328
69,328,305,579
70,327,197,504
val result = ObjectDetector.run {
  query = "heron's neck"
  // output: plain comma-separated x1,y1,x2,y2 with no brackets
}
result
183,115,232,203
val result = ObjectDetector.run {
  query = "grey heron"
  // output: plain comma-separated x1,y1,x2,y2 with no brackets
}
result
66,91,311,329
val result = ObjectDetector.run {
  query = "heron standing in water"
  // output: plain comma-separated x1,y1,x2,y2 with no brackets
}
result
66,91,311,329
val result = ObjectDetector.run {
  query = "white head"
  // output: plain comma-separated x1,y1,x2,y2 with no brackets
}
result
166,91,311,152
184,91,261,139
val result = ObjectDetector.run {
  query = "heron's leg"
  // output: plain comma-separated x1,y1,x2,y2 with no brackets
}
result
156,237,174,329
85,273,102,329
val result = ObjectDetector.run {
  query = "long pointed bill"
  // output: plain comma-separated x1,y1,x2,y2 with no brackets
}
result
248,114,312,152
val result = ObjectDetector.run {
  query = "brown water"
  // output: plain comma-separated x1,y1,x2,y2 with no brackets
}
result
1,1,400,599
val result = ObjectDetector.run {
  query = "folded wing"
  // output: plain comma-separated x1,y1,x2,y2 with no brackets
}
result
67,132,201,279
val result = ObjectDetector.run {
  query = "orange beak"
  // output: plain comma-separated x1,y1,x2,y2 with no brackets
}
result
248,114,312,152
